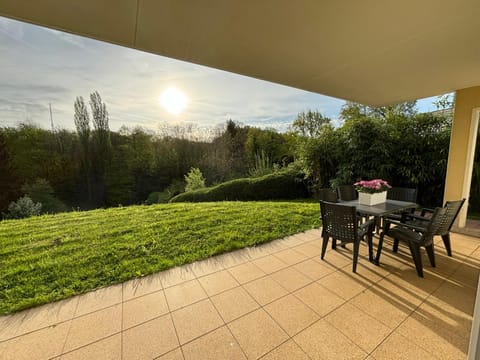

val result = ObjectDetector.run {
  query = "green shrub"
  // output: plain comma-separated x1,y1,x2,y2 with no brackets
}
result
22,178,67,214
5,196,42,219
166,179,186,197
170,170,309,202
249,150,274,178
145,180,185,204
184,167,206,192
145,191,171,204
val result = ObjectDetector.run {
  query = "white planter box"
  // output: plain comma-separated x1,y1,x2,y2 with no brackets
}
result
358,191,387,206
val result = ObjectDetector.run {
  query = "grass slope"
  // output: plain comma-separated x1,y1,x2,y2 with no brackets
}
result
0,201,319,314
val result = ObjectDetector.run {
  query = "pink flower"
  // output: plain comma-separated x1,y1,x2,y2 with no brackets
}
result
353,179,391,193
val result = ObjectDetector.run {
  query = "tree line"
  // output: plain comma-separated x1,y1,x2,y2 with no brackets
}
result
2,92,474,219
0,92,292,216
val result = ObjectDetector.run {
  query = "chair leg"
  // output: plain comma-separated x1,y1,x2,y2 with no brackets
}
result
392,239,400,253
425,243,436,267
331,237,337,250
366,232,373,262
352,239,360,273
375,232,385,265
321,236,329,260
407,242,424,277
442,233,452,257
375,216,381,234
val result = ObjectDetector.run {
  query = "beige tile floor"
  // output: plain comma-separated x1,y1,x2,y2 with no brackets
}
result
0,229,479,360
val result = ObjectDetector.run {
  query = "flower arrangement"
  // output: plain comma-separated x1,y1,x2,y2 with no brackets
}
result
354,179,391,194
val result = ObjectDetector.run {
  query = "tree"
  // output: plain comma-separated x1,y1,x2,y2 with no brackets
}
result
0,133,21,215
74,97,91,149
185,167,206,192
389,113,451,206
89,91,112,206
245,128,289,167
334,117,393,186
340,101,417,122
434,93,455,111
290,110,335,193
204,120,249,181
291,110,331,137
22,178,67,214
74,96,92,204
292,123,338,192
223,120,249,177
370,101,417,119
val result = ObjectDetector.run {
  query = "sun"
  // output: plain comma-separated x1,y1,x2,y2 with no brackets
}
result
159,87,188,115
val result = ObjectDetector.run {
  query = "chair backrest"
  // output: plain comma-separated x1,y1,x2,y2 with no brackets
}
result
387,187,417,202
337,185,358,201
318,188,338,203
438,198,466,234
320,201,358,243
422,207,448,245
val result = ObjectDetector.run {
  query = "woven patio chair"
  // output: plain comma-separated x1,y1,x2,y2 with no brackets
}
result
387,187,417,202
398,198,465,257
376,187,417,231
320,201,374,272
379,206,447,277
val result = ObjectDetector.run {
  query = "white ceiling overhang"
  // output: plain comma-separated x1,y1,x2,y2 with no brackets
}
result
1,0,480,106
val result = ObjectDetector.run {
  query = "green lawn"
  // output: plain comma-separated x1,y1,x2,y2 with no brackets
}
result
0,201,320,315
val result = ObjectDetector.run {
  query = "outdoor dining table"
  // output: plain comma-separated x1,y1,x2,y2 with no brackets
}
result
339,199,418,265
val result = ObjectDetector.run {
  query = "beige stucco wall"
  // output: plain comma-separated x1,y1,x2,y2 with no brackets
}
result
444,86,480,227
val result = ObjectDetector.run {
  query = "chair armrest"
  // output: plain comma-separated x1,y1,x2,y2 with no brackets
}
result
384,218,427,233
420,207,435,217
401,213,430,222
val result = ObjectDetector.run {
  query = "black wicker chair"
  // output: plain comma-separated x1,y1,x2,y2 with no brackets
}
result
337,185,358,201
387,187,417,202
399,198,465,257
320,201,375,272
378,207,448,277
318,188,339,203
376,187,417,231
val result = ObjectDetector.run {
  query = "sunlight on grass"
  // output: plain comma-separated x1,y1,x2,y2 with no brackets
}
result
0,201,320,314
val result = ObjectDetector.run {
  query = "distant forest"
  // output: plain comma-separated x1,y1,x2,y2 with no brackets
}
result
2,92,475,219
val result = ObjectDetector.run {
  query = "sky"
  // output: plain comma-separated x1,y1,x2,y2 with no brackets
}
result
0,16,441,134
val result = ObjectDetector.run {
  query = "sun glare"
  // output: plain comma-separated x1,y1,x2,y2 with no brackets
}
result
159,87,188,115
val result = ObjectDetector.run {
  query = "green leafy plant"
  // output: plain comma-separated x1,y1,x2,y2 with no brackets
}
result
5,196,42,219
249,150,274,178
22,178,67,214
184,167,206,192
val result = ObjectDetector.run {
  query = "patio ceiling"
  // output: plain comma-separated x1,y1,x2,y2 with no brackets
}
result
1,0,480,106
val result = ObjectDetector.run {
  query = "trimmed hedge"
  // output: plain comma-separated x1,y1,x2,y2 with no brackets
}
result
169,170,309,203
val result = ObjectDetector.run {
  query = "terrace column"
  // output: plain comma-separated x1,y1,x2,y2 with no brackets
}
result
444,86,480,228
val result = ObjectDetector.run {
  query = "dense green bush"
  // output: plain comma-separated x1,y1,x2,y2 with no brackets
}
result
5,196,42,219
145,180,185,204
184,167,206,192
22,178,68,214
170,170,309,202
145,191,171,204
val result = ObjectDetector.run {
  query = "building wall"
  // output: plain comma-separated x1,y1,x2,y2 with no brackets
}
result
444,86,480,227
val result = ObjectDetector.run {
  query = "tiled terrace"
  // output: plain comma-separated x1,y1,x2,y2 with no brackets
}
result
0,229,478,360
